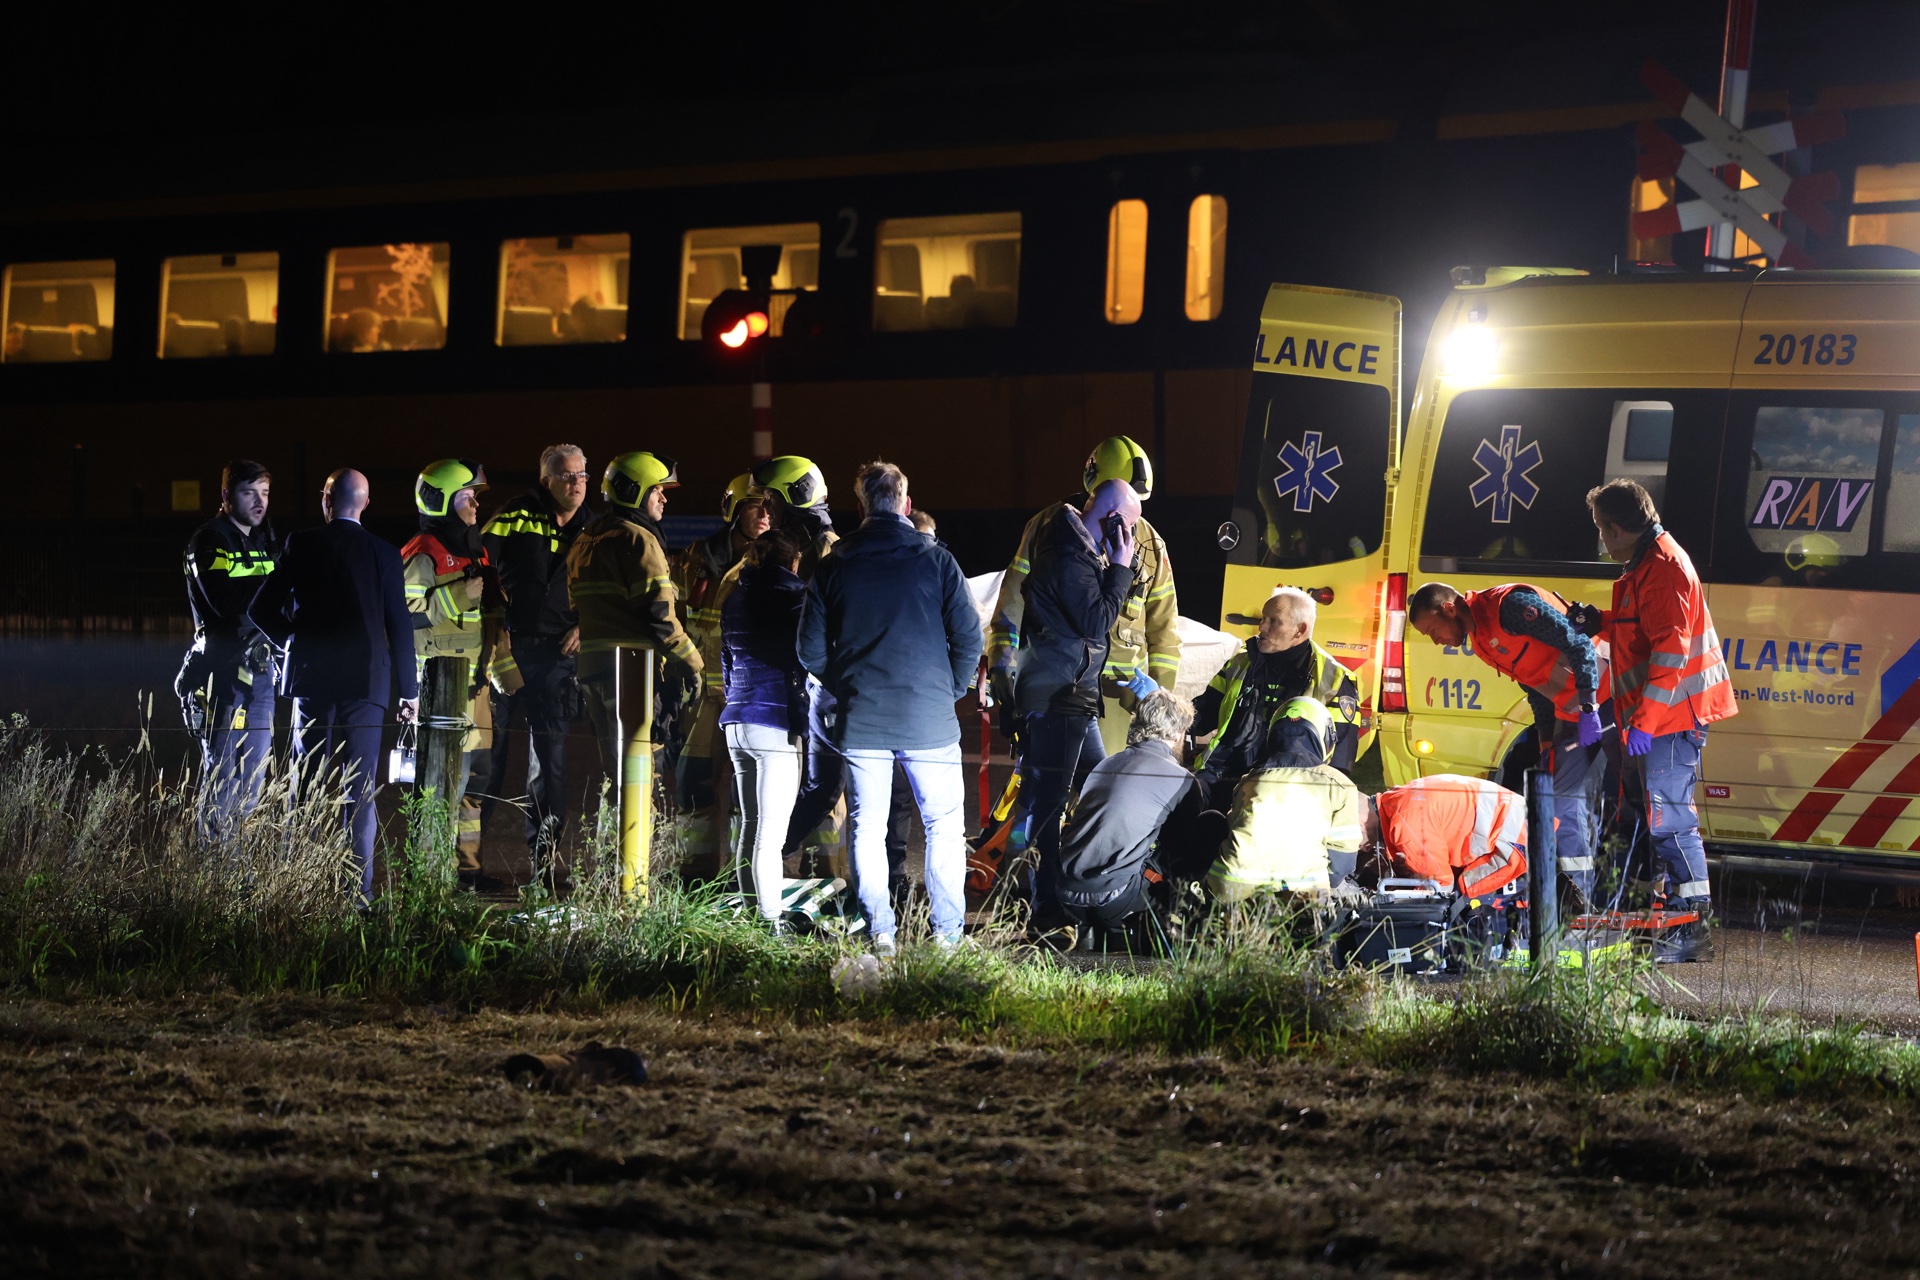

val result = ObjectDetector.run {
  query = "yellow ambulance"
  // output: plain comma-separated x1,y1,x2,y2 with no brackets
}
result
1221,267,1920,867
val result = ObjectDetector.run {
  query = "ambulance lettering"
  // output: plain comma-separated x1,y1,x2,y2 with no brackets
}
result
1722,635,1865,707
1254,332,1381,376
1747,476,1874,533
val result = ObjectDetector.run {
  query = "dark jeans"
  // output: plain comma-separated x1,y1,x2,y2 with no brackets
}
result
1023,711,1106,921
782,721,845,863
1058,875,1149,931
198,667,276,847
483,641,575,859
292,696,386,900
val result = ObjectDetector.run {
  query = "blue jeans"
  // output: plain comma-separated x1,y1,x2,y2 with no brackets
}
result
1634,726,1710,902
198,668,276,847
1545,713,1606,899
841,742,966,941
1021,712,1106,922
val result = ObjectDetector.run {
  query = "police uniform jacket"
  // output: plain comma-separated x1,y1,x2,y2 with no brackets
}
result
566,505,703,682
177,514,279,697
482,490,588,688
1194,638,1361,780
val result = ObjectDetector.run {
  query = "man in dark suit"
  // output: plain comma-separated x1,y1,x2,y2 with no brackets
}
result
249,468,418,900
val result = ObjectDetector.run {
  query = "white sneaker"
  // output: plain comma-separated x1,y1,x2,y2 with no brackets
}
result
872,933,898,958
934,933,969,954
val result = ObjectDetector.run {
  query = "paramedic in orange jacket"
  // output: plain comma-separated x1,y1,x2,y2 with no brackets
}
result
1362,774,1528,897
1408,581,1610,904
1573,479,1735,963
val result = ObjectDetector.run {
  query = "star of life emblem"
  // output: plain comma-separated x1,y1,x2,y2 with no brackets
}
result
1468,424,1543,524
1272,430,1344,513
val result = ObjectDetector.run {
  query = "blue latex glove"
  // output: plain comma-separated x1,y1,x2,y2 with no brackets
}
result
1626,726,1655,757
1123,670,1159,699
1577,710,1604,749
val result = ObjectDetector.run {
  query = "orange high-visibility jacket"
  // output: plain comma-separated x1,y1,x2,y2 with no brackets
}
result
1464,583,1611,721
1378,775,1528,896
1603,529,1736,736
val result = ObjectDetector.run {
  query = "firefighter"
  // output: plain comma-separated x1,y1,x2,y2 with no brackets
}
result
567,451,704,895
672,472,772,875
401,458,497,887
1193,587,1360,796
989,435,1180,754
481,443,593,890
176,459,281,847
1208,698,1368,902
1363,774,1529,899
1572,479,1735,963
1407,580,1611,907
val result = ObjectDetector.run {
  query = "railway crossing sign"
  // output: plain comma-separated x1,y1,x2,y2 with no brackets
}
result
1631,59,1845,268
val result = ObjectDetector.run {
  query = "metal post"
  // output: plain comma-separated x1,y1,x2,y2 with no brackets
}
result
1706,0,1757,269
417,654,466,884
619,652,655,900
1527,766,1558,969
751,381,773,462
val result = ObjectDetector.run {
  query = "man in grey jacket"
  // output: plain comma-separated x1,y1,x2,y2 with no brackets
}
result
797,461,982,955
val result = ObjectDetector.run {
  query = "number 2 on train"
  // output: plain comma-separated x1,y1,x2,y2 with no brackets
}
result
1753,332,1856,365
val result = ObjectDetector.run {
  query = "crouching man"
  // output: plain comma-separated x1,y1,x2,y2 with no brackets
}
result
1051,691,1215,931
1206,699,1368,902
1363,774,1528,898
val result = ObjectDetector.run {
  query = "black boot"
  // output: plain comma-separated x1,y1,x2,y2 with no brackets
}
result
1654,900,1714,963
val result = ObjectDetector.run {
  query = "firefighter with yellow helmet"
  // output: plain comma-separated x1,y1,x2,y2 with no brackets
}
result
989,435,1181,750
401,458,500,888
670,472,773,874
567,451,703,896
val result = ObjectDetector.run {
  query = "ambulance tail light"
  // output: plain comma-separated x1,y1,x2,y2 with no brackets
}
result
1380,572,1408,714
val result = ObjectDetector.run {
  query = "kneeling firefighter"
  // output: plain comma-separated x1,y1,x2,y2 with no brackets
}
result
401,458,499,886
1207,698,1368,903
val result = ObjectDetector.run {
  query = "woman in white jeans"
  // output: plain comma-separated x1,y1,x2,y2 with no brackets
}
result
718,526,811,924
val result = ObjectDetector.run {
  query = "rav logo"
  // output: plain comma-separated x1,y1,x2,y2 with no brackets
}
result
1748,475,1873,533
1468,424,1543,524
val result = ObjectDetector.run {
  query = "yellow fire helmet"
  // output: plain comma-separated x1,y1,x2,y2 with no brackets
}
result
1083,435,1154,499
751,455,828,509
602,451,680,510
1269,695,1337,765
416,458,488,517
721,471,768,522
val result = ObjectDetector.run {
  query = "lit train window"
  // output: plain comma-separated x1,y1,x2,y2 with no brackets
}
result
324,243,451,353
2,259,114,364
159,253,278,358
1849,163,1920,256
1183,195,1227,321
679,224,819,339
872,213,1020,332
498,234,630,346
1104,200,1147,324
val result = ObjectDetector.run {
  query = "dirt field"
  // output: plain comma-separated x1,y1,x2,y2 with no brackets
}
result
3,996,1918,1278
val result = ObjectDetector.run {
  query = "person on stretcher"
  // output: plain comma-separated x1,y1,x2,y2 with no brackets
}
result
1360,775,1529,898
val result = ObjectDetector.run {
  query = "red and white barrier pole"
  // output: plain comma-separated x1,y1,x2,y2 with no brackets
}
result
1707,0,1757,269
751,381,773,463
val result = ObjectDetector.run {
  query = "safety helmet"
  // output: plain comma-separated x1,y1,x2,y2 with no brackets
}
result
1083,435,1154,500
602,452,680,510
1266,696,1337,767
416,458,488,517
721,471,769,523
751,455,827,510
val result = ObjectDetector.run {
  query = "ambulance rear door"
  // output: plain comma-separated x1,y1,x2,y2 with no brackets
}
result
1220,284,1401,750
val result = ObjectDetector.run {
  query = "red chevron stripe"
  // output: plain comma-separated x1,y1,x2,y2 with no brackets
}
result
1775,791,1845,845
1773,679,1920,844
1842,795,1912,850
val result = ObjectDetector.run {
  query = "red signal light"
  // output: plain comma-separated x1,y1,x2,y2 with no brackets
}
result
745,310,770,338
720,319,750,348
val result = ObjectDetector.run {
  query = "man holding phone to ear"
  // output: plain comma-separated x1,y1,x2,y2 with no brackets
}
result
1009,478,1140,941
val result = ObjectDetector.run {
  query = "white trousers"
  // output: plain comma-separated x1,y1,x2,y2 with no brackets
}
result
725,721,802,919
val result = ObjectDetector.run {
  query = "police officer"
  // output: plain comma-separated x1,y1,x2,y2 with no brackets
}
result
672,472,772,874
401,458,495,885
177,459,281,846
567,452,704,895
989,436,1181,754
482,443,592,891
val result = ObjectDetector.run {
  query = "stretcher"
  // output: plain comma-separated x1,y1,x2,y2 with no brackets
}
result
1334,879,1634,974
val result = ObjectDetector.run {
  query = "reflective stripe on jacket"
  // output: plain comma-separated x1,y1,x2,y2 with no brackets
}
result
989,503,1181,692
677,527,741,694
400,533,487,664
1378,774,1528,896
567,509,702,681
1209,764,1365,895
1464,583,1610,721
1195,639,1360,774
1605,528,1736,735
